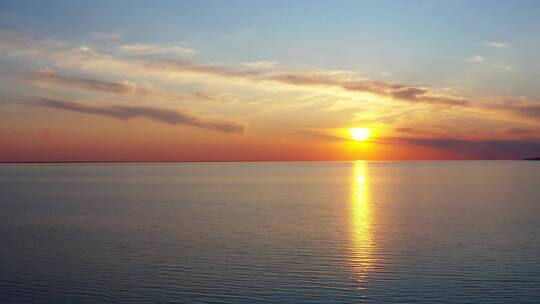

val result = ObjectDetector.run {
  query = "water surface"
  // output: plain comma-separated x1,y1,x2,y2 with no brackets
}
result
1,161,539,303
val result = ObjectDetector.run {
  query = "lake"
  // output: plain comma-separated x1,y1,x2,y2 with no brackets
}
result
1,161,539,303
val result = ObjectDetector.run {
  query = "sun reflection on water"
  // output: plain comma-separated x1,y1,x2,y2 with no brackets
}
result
349,160,375,285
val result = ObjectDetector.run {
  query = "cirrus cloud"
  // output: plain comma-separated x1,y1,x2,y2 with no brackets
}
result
30,70,158,97
485,41,508,49
117,43,198,57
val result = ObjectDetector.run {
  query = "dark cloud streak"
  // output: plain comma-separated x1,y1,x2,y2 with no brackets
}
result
33,98,245,134
384,136,540,159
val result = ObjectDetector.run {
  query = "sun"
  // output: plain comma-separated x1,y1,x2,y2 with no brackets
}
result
350,128,371,141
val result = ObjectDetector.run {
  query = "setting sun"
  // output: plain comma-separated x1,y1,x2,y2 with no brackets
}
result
350,128,371,141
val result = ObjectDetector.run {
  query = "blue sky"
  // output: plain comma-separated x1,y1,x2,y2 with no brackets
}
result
2,0,539,98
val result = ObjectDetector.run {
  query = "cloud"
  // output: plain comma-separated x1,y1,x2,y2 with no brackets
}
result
474,98,540,124
188,91,235,103
486,42,508,49
32,97,245,134
507,128,534,135
396,127,415,133
385,136,540,159
391,87,427,100
144,58,263,78
90,32,123,44
117,43,197,57
466,55,485,63
242,61,278,69
0,30,65,57
491,63,514,71
3,30,536,118
0,31,467,107
30,70,157,96
507,103,540,120
268,73,467,105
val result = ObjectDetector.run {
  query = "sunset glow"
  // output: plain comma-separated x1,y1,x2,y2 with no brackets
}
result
1,1,539,162
3,2,540,303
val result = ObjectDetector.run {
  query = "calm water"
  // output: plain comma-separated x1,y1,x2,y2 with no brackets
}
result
1,161,540,303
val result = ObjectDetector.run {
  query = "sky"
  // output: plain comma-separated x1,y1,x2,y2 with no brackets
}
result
1,0,540,161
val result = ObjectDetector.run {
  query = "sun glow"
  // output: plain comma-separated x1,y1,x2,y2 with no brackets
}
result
350,128,371,141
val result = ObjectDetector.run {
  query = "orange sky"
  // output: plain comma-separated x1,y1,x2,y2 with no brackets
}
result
1,2,540,161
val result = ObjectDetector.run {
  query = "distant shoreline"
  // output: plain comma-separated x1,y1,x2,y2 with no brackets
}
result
0,159,537,164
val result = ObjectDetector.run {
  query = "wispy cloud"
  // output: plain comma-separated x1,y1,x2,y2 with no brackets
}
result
491,63,514,71
0,30,466,106
466,55,485,63
396,127,415,133
268,72,467,106
117,43,197,57
188,91,236,103
30,70,157,96
242,61,278,69
485,41,508,49
3,30,540,125
32,97,246,134
0,30,65,57
505,102,540,120
507,128,534,135
144,58,263,78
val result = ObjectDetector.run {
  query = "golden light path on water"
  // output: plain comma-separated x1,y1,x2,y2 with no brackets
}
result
349,160,375,287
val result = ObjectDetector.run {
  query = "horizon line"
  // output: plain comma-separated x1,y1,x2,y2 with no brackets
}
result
0,159,536,164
